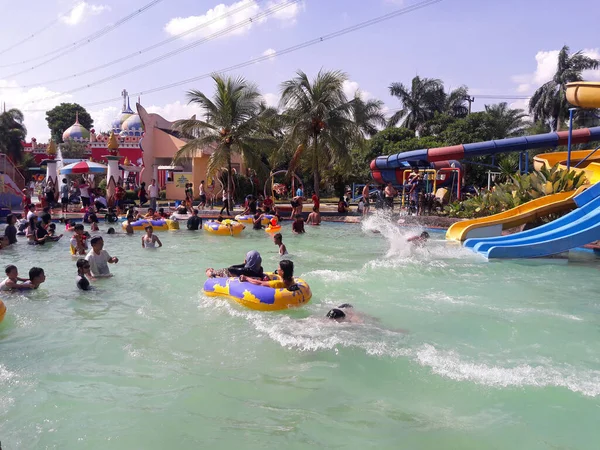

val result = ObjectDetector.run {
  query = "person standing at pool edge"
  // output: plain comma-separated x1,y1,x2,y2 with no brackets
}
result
86,236,119,277
149,179,159,211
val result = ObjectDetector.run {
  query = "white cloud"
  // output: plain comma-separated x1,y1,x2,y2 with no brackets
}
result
88,106,119,134
262,93,279,107
0,79,73,141
60,2,110,26
262,48,276,61
343,80,370,101
164,0,303,39
144,101,205,122
511,48,600,94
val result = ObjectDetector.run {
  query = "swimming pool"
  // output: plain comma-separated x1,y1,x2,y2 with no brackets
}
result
1,214,599,449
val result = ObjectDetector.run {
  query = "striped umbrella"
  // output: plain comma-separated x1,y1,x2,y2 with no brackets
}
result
59,161,108,175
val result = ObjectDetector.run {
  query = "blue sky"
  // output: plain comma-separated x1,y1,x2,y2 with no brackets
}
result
0,0,599,140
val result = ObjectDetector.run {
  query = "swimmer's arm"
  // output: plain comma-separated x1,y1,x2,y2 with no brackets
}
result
107,253,118,264
10,280,33,290
141,236,144,248
156,236,162,247
239,275,269,286
16,277,29,282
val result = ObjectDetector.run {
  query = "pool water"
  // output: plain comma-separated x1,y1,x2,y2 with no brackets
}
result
1,214,600,449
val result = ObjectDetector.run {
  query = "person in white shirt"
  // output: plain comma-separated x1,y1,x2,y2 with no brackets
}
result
148,179,160,211
26,204,37,221
79,180,90,207
85,236,119,277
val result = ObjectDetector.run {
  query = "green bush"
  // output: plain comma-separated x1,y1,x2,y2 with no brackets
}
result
125,190,138,201
444,164,587,219
159,190,166,200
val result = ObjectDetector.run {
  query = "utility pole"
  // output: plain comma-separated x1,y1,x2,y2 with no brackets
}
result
466,96,475,114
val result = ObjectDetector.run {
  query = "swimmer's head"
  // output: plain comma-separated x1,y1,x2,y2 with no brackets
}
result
338,303,353,309
326,308,346,320
420,231,430,239
279,259,294,281
107,227,115,234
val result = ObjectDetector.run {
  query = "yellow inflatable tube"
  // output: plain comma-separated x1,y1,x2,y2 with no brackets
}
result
203,219,245,235
566,82,600,109
0,300,6,323
203,273,312,311
122,219,179,231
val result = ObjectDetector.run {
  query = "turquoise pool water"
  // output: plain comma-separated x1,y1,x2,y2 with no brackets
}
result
1,214,599,449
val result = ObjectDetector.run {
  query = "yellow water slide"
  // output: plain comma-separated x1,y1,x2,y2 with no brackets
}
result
447,82,600,242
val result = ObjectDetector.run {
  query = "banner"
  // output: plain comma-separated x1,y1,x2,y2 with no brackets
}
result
175,173,192,188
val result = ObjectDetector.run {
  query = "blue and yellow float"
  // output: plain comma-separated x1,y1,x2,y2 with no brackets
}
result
122,219,179,231
0,300,6,323
203,273,312,311
234,214,275,226
203,219,245,236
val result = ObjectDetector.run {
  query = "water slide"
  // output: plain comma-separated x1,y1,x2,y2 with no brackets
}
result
461,82,600,258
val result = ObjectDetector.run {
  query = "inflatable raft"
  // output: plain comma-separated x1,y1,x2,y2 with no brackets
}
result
203,273,312,311
0,300,6,323
122,219,180,231
203,219,245,236
234,214,275,226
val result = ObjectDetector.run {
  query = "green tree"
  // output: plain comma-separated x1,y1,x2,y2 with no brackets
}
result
529,45,599,131
279,69,362,196
173,75,276,197
484,102,530,137
388,76,444,131
349,95,387,137
0,108,27,162
46,103,94,143
60,140,88,159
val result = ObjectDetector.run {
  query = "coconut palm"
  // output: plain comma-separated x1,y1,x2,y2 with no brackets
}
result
350,95,387,137
443,86,470,118
388,76,444,131
485,102,530,137
0,108,27,162
173,75,276,197
529,45,599,131
279,69,362,196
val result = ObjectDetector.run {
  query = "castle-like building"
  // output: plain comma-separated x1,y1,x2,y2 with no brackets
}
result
23,89,244,200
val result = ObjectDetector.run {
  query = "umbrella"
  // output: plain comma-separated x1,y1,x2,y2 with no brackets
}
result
60,161,108,175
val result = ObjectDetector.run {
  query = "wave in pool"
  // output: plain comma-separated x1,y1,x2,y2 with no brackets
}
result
200,297,600,398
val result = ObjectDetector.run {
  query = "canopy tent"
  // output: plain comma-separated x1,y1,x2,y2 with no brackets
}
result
59,161,108,175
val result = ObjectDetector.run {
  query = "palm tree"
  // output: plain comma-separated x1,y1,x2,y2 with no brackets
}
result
529,45,599,131
279,69,362,196
443,86,470,118
485,102,530,138
350,95,387,137
388,76,444,131
0,108,27,162
173,75,276,198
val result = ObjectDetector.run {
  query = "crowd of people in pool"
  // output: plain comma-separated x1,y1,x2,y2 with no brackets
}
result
1,180,429,321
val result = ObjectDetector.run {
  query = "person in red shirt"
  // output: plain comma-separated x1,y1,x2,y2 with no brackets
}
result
21,189,31,210
262,194,274,212
311,193,320,210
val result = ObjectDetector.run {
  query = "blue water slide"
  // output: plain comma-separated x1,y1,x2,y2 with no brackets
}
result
464,182,600,258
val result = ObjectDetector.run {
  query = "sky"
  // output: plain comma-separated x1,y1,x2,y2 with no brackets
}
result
0,0,599,141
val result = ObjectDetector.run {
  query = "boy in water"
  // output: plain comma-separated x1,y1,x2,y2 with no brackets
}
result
0,265,34,291
125,215,135,235
86,236,119,277
273,233,288,256
46,223,64,241
70,224,88,255
141,225,162,248
306,206,321,225
24,267,46,289
407,231,430,245
76,258,93,290
292,215,305,234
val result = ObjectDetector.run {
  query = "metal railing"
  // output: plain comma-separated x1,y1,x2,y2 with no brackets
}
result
0,153,26,190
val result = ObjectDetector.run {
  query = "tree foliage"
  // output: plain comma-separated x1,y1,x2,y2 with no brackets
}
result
46,103,94,143
0,108,27,162
173,74,277,197
529,45,599,131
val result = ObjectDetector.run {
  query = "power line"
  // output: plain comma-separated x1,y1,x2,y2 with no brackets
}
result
12,0,290,89
22,0,443,111
0,0,164,73
0,1,82,57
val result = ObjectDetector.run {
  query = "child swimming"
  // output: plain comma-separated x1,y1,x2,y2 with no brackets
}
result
273,233,288,256
76,258,93,290
0,265,34,291
85,236,119,277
